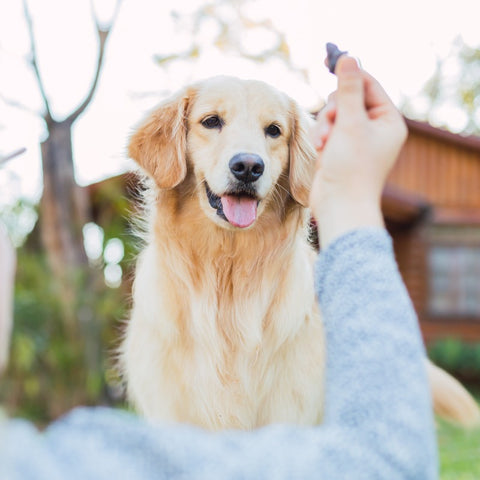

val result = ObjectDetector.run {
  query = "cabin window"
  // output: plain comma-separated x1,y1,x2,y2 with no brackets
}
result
428,226,480,317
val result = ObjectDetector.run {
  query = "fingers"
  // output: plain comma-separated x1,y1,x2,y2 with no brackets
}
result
333,55,392,114
362,70,396,114
335,56,365,121
312,55,401,153
362,70,408,143
311,96,336,151
328,54,397,119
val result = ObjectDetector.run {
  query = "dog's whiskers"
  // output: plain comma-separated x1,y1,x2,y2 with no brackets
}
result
274,179,294,201
271,185,286,212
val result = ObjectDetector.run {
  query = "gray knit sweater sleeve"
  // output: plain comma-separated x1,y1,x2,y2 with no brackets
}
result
0,228,438,479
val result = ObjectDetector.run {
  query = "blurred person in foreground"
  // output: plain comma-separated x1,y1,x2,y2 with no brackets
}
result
0,56,438,479
0,223,15,375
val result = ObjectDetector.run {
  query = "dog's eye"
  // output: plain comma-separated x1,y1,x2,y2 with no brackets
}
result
265,124,281,138
201,115,223,129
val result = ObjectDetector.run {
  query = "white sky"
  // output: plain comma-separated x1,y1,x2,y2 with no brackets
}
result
0,0,479,205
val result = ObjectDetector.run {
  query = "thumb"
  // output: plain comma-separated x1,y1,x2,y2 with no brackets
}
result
335,56,365,121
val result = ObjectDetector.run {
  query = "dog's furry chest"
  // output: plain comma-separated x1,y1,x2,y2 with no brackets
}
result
122,237,325,429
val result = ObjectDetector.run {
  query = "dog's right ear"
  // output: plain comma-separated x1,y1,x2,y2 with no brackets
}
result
128,88,194,189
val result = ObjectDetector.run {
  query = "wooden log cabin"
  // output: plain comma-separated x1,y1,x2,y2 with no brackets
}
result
86,118,480,344
384,119,480,343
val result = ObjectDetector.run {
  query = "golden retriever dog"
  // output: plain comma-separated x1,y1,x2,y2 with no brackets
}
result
121,76,479,430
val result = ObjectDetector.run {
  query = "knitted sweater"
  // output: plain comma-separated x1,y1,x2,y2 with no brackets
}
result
0,228,438,479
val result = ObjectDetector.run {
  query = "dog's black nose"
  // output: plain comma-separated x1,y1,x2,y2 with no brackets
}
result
229,153,264,183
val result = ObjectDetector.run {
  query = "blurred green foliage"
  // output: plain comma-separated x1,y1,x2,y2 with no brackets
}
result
403,38,480,135
0,179,138,424
428,338,480,384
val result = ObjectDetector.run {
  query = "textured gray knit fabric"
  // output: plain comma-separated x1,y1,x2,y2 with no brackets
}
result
0,227,438,479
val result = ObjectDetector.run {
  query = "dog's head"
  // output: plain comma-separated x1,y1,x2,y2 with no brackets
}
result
129,76,316,230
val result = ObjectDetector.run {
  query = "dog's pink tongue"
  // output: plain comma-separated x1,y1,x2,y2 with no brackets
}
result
221,195,257,228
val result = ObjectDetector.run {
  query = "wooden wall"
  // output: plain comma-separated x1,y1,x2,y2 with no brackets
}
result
390,225,428,316
386,122,480,343
389,129,480,215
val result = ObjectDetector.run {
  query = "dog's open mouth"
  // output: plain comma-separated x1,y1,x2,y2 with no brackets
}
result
206,183,259,228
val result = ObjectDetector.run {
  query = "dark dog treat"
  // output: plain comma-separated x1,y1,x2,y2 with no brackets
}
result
326,43,348,74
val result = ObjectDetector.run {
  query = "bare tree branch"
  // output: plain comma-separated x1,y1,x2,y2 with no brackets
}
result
22,0,54,124
0,148,27,167
91,0,122,35
66,0,122,124
0,92,43,118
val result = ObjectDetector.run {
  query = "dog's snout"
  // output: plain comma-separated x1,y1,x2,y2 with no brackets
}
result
229,153,265,183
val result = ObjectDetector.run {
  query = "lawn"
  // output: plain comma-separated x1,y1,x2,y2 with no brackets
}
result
437,418,480,479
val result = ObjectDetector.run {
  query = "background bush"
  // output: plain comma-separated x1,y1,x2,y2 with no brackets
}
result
0,190,136,424
428,338,480,386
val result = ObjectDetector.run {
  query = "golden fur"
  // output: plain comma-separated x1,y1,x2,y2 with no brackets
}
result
121,76,479,430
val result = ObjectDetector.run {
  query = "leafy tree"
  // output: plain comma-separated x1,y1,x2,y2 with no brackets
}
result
403,37,480,135
0,188,135,423
0,0,124,421
20,0,120,292
154,0,306,89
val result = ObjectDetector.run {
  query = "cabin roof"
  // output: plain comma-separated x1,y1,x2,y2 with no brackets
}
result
405,118,480,153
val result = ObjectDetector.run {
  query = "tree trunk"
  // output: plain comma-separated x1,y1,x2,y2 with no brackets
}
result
40,120,104,395
40,119,90,282
16,0,122,410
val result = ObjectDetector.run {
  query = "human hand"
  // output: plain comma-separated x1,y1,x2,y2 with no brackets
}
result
309,56,407,248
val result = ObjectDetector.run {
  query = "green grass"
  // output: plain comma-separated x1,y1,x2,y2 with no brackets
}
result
437,418,480,479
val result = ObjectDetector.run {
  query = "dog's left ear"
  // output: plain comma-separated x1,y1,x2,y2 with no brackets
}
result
289,101,317,207
128,88,195,189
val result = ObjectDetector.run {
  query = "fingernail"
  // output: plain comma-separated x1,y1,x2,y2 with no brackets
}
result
338,56,360,74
